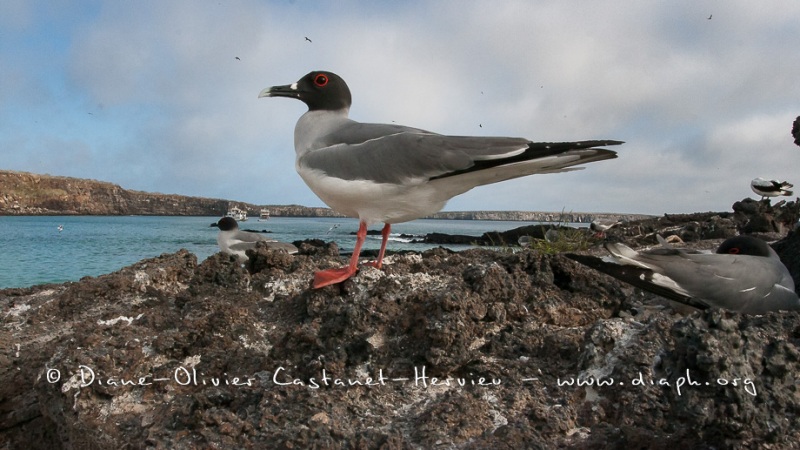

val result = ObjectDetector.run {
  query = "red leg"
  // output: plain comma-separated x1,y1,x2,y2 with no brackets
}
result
364,223,391,269
313,221,368,288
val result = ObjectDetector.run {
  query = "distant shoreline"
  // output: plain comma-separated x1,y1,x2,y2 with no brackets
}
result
0,169,654,222
0,210,655,223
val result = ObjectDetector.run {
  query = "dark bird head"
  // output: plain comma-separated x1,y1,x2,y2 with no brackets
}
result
217,216,240,231
716,235,772,257
259,71,352,112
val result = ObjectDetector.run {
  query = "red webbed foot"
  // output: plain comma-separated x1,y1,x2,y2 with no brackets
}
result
311,221,390,288
313,267,358,288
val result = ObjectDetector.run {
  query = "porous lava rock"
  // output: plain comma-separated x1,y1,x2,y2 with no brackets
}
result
1,232,800,449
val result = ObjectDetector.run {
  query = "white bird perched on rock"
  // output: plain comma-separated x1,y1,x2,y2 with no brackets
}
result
259,70,623,288
566,235,799,314
216,217,298,263
750,177,793,200
590,218,621,238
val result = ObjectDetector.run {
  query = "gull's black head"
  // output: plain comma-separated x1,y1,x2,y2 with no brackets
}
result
716,235,772,257
217,216,240,232
259,71,352,111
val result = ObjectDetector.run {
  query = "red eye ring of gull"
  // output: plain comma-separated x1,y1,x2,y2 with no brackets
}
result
314,74,329,87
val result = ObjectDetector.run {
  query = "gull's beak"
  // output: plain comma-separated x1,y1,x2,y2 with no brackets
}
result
258,82,299,99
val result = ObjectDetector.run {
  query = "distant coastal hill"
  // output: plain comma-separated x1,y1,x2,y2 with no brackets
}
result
0,170,651,222
0,170,338,218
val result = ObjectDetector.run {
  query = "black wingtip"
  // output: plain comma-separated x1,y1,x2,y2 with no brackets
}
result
569,140,625,148
598,140,625,146
565,252,709,310
530,140,625,151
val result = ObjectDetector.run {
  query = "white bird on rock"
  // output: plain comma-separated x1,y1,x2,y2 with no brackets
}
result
567,235,799,314
260,70,623,288
216,217,298,263
590,218,621,238
751,177,793,200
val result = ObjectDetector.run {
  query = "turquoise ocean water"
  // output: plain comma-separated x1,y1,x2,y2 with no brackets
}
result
0,216,562,289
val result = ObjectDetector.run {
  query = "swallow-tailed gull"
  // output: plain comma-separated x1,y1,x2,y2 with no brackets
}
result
260,70,623,288
590,218,621,238
751,178,793,199
567,235,799,314
217,217,298,263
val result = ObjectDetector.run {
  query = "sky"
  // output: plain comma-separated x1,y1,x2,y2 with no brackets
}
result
1,0,799,216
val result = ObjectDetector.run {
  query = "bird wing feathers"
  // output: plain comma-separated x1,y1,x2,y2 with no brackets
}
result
302,122,619,185
568,244,799,314
231,230,268,244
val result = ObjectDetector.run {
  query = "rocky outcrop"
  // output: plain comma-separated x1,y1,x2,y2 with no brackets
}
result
406,198,799,251
0,170,342,217
2,228,800,448
427,210,653,223
585,198,799,247
1,170,230,216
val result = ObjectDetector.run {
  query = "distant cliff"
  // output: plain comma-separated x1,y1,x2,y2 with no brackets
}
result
0,170,651,221
0,170,340,217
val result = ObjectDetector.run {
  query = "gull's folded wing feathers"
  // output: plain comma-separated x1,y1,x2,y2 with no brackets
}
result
232,231,268,244
571,245,800,313
301,131,532,184
565,253,711,309
303,122,620,185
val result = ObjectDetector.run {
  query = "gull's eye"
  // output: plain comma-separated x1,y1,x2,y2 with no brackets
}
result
314,74,329,87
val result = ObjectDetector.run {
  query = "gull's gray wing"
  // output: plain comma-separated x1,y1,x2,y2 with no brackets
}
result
231,230,268,244
640,251,798,313
302,121,620,184
315,121,433,147
228,239,298,255
568,245,800,314
228,241,259,252
565,252,710,310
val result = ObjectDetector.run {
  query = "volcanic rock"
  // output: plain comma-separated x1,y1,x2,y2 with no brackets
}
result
2,230,800,448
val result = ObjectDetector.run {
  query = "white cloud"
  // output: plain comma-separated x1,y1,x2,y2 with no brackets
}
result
1,0,800,215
